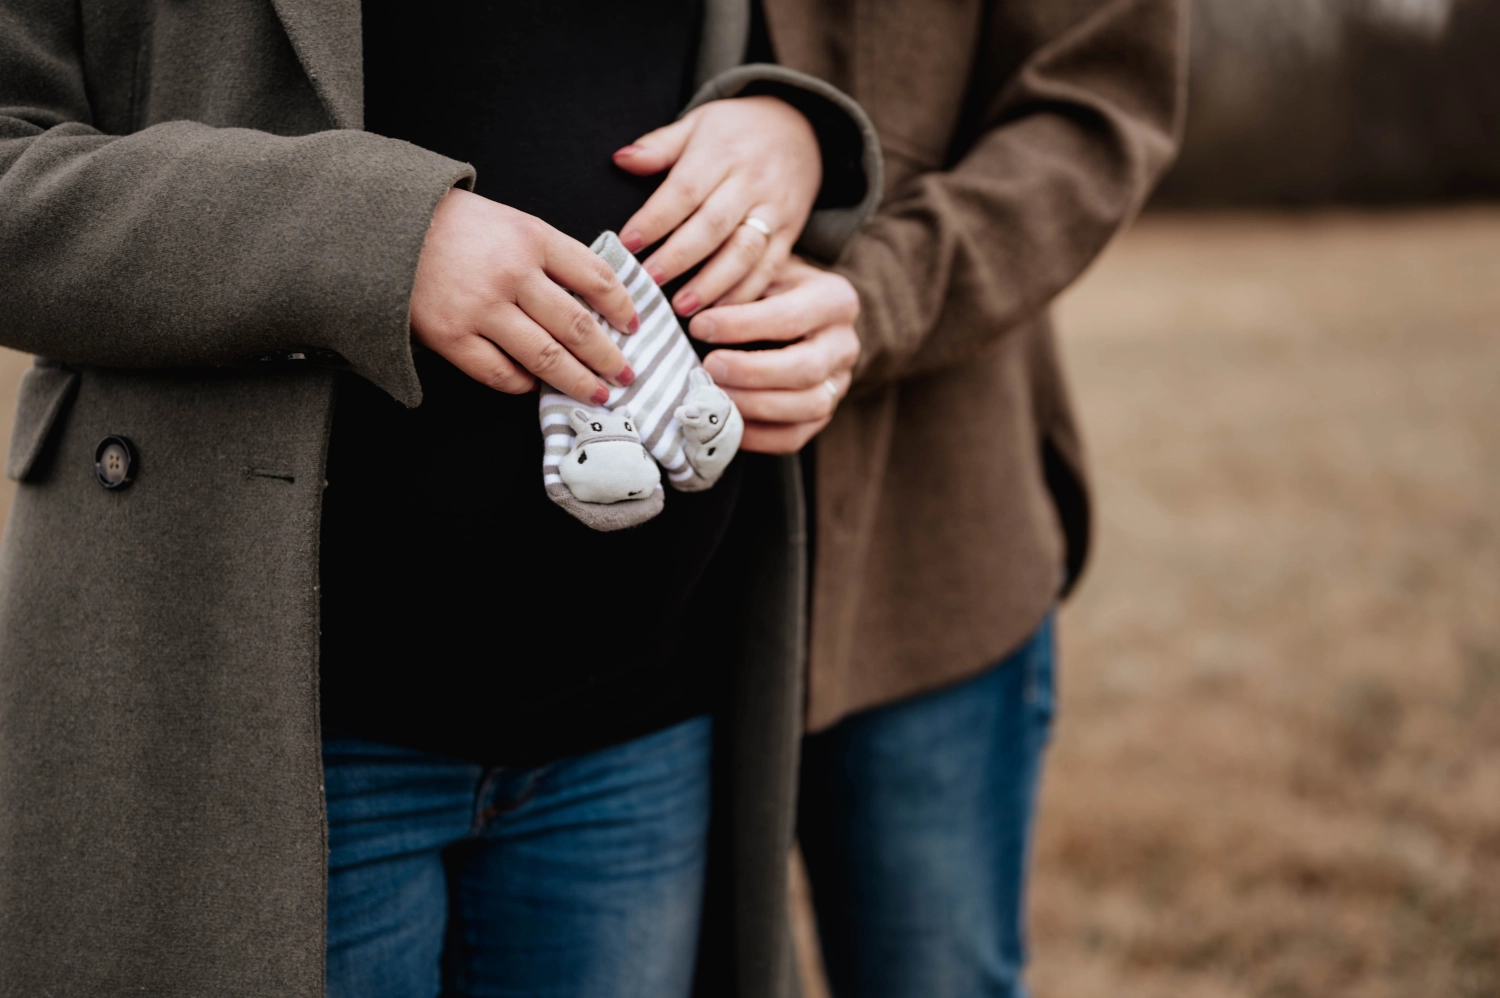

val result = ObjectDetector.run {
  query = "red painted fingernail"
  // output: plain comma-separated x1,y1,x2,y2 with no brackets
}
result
618,363,635,386
621,230,645,253
675,292,700,316
646,264,666,285
613,144,644,159
591,384,611,406
627,314,640,333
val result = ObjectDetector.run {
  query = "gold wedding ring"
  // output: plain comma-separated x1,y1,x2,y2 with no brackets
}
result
742,216,772,238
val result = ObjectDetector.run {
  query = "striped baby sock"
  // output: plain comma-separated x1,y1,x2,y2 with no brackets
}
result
539,231,744,532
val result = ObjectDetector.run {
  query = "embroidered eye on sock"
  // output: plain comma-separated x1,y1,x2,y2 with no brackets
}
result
539,231,745,532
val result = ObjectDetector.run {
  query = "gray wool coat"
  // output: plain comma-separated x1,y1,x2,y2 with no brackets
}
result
0,0,880,994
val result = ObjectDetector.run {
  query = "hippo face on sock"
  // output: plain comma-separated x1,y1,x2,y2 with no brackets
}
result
676,369,734,443
674,368,744,483
558,406,661,504
567,406,638,444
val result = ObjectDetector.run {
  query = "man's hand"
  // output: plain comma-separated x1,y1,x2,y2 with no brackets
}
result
410,188,640,404
613,96,821,317
689,256,859,454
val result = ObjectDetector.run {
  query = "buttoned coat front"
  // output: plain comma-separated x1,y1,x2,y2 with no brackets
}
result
0,1,883,994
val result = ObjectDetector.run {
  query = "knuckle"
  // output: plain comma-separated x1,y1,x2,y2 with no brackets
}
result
651,246,682,274
518,214,549,247
484,366,523,393
835,280,860,318
734,227,765,258
565,309,597,345
532,338,568,375
732,356,763,383
678,175,712,208
657,183,695,219
630,202,659,226
582,262,615,298
704,201,739,234
611,282,636,311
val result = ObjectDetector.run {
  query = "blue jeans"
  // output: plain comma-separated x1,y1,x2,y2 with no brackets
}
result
798,616,1056,998
322,715,713,998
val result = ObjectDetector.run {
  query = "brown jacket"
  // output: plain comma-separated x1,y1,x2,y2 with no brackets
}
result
765,0,1188,729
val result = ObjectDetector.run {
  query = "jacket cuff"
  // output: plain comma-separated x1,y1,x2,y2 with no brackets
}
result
682,64,884,265
321,136,475,408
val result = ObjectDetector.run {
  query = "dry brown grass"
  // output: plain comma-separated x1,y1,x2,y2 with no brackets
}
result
1033,208,1500,998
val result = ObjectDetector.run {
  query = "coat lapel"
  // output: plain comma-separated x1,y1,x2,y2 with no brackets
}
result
269,0,364,129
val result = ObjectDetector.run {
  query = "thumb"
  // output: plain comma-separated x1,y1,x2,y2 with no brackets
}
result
612,114,696,176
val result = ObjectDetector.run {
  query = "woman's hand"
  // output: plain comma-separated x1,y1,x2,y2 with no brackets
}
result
410,188,640,404
689,255,860,454
613,95,821,317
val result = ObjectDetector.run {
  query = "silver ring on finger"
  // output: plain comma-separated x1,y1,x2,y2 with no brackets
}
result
823,377,840,400
741,216,773,239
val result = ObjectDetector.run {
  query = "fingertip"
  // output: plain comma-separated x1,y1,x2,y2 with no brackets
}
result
621,230,646,254
611,146,663,176
627,314,640,334
690,313,717,342
703,353,729,382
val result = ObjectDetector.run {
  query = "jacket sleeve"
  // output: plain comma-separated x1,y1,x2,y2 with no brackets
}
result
842,0,1186,389
683,64,884,265
0,0,474,407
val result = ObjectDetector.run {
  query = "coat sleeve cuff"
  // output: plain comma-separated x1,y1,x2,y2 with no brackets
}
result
682,64,884,265
319,136,476,408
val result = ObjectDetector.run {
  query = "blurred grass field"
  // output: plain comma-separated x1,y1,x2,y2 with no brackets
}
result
1032,208,1500,998
2,209,1496,998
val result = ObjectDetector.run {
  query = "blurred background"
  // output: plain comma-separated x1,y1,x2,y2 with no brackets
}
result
0,2,1494,996
1030,1,1500,996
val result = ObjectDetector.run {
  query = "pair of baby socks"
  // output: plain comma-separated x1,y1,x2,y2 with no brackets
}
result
539,231,745,532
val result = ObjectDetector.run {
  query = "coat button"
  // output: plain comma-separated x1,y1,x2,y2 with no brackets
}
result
95,436,138,489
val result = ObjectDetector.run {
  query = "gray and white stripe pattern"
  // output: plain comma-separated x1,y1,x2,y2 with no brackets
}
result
540,230,710,496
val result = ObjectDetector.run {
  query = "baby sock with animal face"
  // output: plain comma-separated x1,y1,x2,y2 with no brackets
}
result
538,231,744,531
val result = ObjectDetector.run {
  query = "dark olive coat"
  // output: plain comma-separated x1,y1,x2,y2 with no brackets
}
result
0,1,878,994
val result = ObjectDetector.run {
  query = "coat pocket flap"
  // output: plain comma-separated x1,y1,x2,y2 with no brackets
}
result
7,365,81,482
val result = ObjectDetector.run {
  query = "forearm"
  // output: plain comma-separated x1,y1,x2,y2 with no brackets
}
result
0,119,472,406
843,0,1186,390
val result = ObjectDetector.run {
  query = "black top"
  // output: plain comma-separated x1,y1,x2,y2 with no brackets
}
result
318,0,740,766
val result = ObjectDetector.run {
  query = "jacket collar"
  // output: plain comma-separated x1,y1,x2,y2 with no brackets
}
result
270,0,364,129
